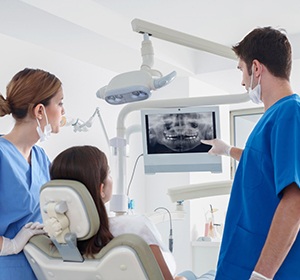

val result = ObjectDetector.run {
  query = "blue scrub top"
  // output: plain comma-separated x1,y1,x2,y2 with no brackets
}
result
216,94,300,280
0,138,51,279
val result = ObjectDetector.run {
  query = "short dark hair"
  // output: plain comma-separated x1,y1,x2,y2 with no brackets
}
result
232,27,292,80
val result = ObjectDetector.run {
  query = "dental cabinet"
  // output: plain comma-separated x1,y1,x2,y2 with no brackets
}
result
192,241,220,276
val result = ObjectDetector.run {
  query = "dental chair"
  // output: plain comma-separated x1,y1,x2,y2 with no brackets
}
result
24,179,164,280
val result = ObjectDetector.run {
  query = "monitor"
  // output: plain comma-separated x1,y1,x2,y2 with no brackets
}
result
141,106,222,174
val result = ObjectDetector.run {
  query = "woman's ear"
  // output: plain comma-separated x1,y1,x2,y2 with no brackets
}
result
34,104,44,119
100,183,105,201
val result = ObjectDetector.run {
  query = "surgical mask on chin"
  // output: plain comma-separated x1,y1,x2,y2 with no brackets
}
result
248,70,262,104
36,107,52,142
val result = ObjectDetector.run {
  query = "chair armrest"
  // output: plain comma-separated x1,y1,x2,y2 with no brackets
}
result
95,233,164,280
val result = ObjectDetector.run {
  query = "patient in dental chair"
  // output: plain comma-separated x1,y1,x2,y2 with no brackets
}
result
49,145,215,280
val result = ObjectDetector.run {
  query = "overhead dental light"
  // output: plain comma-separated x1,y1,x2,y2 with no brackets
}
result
96,33,176,105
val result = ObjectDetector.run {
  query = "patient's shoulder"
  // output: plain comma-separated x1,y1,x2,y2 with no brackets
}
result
109,214,150,232
109,214,162,246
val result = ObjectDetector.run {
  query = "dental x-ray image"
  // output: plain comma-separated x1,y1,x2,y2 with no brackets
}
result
146,112,215,153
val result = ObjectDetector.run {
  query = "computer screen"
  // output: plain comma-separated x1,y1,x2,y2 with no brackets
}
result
141,106,222,173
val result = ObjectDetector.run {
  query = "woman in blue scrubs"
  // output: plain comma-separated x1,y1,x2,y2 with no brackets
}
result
0,68,65,279
202,27,300,280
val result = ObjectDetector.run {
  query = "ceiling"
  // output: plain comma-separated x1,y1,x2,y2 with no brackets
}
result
1,0,300,94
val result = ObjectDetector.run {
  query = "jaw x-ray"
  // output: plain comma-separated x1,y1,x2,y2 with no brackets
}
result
146,112,215,154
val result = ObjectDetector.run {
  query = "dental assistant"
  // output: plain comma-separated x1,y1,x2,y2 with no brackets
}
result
0,68,65,279
202,27,300,280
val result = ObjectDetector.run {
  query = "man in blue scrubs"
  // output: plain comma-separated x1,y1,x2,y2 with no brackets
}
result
202,27,300,279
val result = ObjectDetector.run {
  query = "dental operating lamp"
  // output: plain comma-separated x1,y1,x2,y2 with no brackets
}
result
96,18,237,105
96,33,176,105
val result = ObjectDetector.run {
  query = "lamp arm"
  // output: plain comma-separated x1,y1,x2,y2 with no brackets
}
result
95,107,110,148
117,92,249,137
132,18,237,60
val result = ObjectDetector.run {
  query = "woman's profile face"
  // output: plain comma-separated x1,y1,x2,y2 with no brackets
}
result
45,87,65,134
102,173,113,204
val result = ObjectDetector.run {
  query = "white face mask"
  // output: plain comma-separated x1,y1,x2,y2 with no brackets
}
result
248,66,262,104
36,106,52,142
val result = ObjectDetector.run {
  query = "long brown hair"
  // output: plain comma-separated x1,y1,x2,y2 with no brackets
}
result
0,68,62,119
50,145,114,257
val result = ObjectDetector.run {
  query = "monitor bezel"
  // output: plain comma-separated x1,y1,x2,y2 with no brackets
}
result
140,105,222,174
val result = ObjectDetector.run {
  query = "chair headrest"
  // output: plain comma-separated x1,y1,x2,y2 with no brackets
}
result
40,179,100,241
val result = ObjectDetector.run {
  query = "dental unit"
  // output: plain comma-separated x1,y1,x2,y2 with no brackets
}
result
71,18,250,213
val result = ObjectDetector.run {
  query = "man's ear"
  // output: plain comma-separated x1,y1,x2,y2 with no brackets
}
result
252,59,263,77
